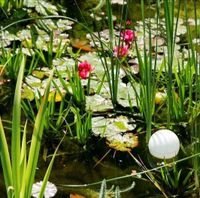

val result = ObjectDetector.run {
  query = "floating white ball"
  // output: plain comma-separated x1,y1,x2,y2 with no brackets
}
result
148,129,180,159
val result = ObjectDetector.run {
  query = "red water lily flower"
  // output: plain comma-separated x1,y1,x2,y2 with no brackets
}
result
113,45,129,57
78,61,93,79
126,19,132,26
121,29,135,45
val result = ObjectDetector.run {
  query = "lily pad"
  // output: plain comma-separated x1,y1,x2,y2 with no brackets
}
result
35,1,58,15
106,133,138,152
92,116,137,151
92,115,136,137
31,181,57,198
48,90,65,102
32,70,46,79
117,82,139,108
25,75,42,86
21,86,35,101
86,94,113,112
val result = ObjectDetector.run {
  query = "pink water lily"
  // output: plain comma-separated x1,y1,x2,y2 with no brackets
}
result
113,45,129,57
78,61,93,79
121,29,135,44
126,19,132,26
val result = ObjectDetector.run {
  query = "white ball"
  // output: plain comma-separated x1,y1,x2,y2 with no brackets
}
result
148,129,180,159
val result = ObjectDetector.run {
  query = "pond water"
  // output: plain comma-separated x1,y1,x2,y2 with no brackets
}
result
1,0,200,198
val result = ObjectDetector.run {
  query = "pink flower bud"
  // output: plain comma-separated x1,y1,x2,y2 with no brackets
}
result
113,45,129,57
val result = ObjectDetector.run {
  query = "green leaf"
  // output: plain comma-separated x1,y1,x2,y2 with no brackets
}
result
11,54,26,197
99,179,107,198
25,69,54,197
0,117,13,198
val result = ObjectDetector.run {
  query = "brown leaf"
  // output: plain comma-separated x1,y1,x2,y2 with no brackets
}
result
71,39,93,52
70,193,86,198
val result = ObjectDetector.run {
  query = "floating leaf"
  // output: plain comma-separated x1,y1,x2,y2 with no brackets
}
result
106,133,138,152
25,75,42,86
32,70,46,79
21,86,35,101
92,115,137,151
117,82,139,108
92,115,136,137
71,38,93,52
86,94,113,112
31,181,57,198
48,90,65,102
35,1,58,15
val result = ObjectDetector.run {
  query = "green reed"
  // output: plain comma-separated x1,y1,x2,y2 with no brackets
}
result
135,0,158,142
0,0,24,11
70,106,92,146
0,52,59,197
163,0,181,123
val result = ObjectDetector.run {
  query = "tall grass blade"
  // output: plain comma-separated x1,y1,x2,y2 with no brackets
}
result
25,69,54,197
0,117,12,198
11,54,25,197
20,120,27,197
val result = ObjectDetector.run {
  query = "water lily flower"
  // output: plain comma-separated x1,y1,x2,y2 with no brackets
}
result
121,29,135,45
126,19,132,26
78,61,93,79
113,45,129,57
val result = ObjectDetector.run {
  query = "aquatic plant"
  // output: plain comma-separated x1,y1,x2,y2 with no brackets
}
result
70,106,92,147
0,0,24,11
0,53,60,198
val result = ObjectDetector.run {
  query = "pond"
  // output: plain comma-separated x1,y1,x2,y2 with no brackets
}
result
0,0,200,197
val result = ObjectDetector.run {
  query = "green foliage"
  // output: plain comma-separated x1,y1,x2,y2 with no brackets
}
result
56,61,86,107
0,53,57,197
0,0,24,11
159,164,194,196
71,106,92,146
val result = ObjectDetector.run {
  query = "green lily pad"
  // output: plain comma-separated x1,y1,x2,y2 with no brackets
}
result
22,86,35,101
117,82,139,108
92,115,136,137
32,70,46,79
35,1,58,15
86,94,113,112
92,115,137,151
106,133,138,152
25,75,41,85
0,31,19,47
